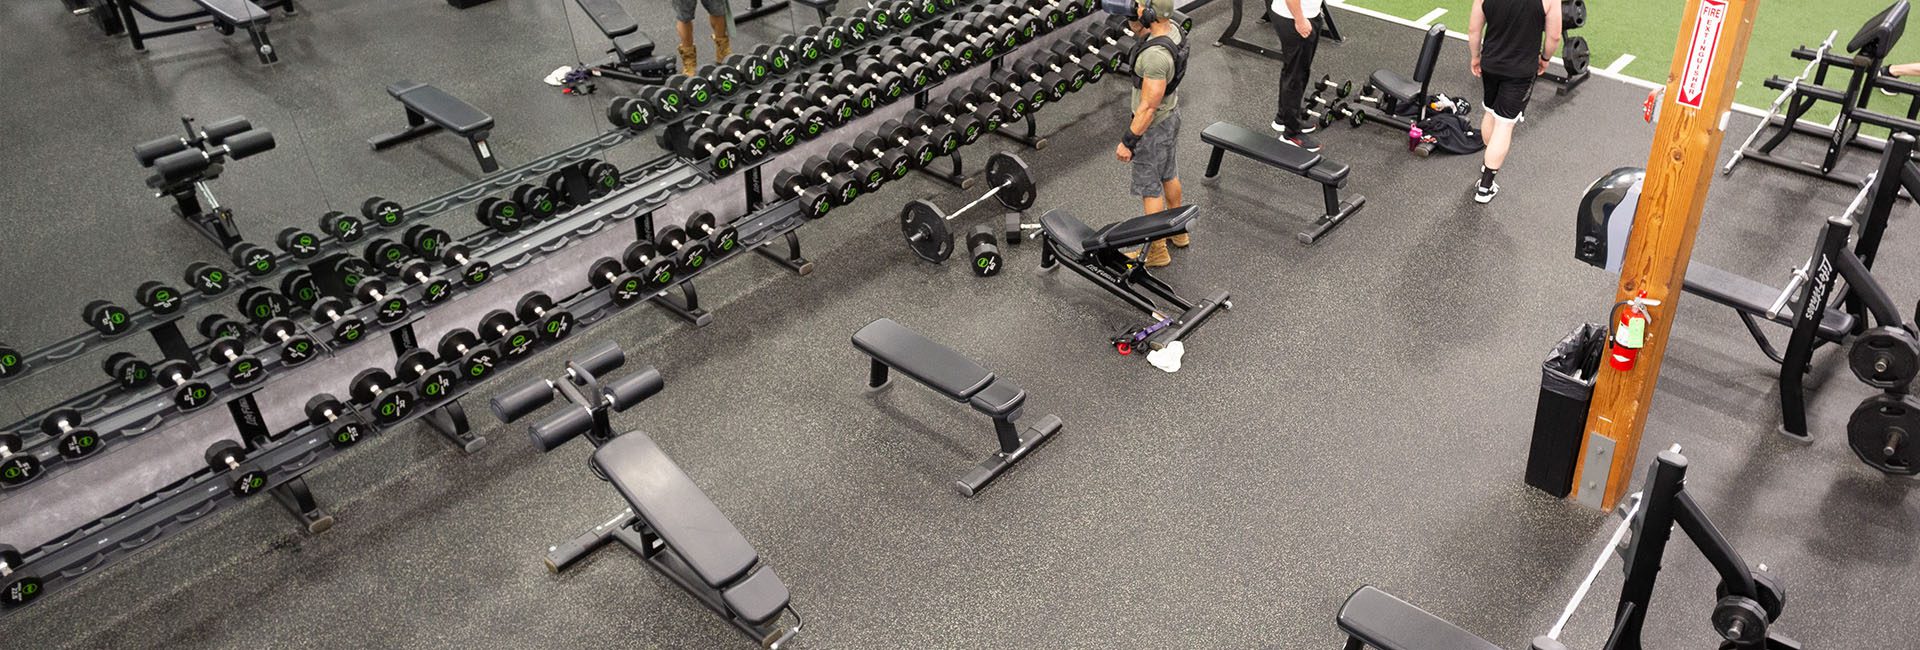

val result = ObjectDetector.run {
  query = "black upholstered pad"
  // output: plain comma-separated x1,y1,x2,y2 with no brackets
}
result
1201,121,1322,172
593,432,759,588
196,0,270,25
387,81,494,134
612,31,656,59
1040,206,1200,258
575,0,640,38
1337,586,1502,650
1371,69,1421,103
853,318,994,400
1684,263,1854,341
721,566,792,625
967,378,1026,419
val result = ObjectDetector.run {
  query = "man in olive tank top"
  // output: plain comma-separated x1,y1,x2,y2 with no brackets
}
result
1468,0,1561,204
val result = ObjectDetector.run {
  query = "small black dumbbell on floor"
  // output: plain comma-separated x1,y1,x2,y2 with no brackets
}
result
349,368,416,424
0,543,43,608
311,297,368,346
353,279,410,324
154,359,215,411
1312,74,1354,99
515,292,577,344
259,317,318,366
40,409,102,460
438,329,500,383
0,434,40,488
685,211,741,259
318,210,365,243
136,279,186,315
81,299,132,337
588,257,649,306
306,394,371,448
966,225,1004,277
205,440,269,497
103,352,153,388
208,336,267,386
395,348,457,402
479,310,540,360
899,152,1037,264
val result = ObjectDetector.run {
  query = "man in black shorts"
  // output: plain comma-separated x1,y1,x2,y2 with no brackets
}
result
1468,0,1561,204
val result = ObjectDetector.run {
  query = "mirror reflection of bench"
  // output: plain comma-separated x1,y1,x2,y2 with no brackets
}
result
852,318,1062,496
107,0,293,64
1200,121,1364,245
1037,206,1232,354
369,80,500,174
573,0,676,85
490,341,801,648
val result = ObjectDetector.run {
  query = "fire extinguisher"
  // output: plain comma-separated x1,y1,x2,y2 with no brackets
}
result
1607,293,1661,371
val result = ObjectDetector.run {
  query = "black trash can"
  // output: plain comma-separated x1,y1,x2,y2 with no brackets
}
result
1525,323,1606,497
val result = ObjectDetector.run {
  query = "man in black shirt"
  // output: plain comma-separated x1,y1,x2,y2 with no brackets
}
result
1468,0,1561,204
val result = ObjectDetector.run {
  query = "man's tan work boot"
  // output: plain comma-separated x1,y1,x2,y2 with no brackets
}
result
1168,232,1189,248
678,42,698,77
1126,239,1172,268
711,15,732,60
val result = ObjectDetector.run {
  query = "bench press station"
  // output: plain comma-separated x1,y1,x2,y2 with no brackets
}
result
1200,121,1364,244
1037,206,1232,356
491,342,800,648
101,0,292,64
369,80,500,174
852,318,1062,496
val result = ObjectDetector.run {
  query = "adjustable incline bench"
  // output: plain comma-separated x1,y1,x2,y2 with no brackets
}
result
491,342,800,648
1038,206,1231,354
1201,121,1365,244
853,318,1062,496
110,0,292,64
572,0,675,85
369,80,500,174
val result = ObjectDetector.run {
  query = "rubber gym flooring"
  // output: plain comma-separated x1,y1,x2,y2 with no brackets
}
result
1,1,1916,648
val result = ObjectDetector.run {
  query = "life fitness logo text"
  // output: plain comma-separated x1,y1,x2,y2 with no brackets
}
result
1676,0,1728,109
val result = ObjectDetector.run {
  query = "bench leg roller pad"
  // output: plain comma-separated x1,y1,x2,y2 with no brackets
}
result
957,414,1062,497
1301,191,1366,245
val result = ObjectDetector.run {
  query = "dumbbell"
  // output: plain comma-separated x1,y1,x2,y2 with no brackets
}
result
1301,100,1345,131
851,58,910,106
665,120,745,176
926,99,989,148
0,434,40,488
259,317,318,366
890,111,963,159
352,279,410,324
622,240,681,289
970,78,1035,124
318,210,366,243
227,241,277,278
0,543,43,608
665,75,717,109
280,269,320,311
686,114,772,168
437,328,501,383
860,3,898,35
900,33,968,79
395,348,457,402
875,118,942,171
1047,39,1114,85
726,52,774,85
633,86,687,122
135,279,186,315
646,224,708,272
306,394,371,448
581,159,624,197
81,299,132,337
1010,56,1080,101
154,359,215,411
207,336,267,386
515,292,577,344
1069,23,1139,69
588,257,649,306
182,261,232,296
826,15,873,45
804,23,848,57
942,86,1010,133
438,242,494,287
513,183,560,222
198,313,247,342
474,196,526,232
685,211,742,259
310,297,367,346
770,156,858,219
750,42,797,77
204,440,268,497
827,69,884,117
237,286,290,324
0,343,21,380
276,227,322,259
362,196,405,229
40,409,103,460
607,95,657,132
967,224,1004,277
787,77,856,128
827,142,895,195
349,368,416,424
395,261,455,305
478,310,541,360
697,60,747,99
1312,74,1354,99
103,352,153,389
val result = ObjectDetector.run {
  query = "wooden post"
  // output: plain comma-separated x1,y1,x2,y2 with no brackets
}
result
1569,0,1762,511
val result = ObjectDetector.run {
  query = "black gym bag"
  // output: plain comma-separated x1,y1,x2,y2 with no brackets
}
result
1415,113,1485,155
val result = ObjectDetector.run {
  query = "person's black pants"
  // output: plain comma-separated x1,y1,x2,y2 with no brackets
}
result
1271,13,1322,130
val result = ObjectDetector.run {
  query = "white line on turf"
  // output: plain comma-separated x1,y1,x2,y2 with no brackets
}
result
1415,7,1447,25
1325,0,1769,118
1604,54,1635,73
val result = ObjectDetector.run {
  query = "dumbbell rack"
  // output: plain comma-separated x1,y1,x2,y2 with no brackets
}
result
0,0,1110,615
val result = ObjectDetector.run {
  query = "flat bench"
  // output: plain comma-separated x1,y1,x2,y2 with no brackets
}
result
592,432,793,628
369,80,500,173
1200,121,1365,244
1685,263,1854,342
852,318,1061,496
1337,586,1503,650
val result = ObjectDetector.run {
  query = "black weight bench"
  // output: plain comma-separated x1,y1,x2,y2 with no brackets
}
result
113,0,291,64
1038,206,1232,353
1353,24,1449,140
1201,121,1366,244
853,318,1062,496
1337,586,1504,650
573,0,674,84
369,80,500,174
1684,263,1855,344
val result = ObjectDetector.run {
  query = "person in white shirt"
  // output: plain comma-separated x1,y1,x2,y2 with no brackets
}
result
1270,0,1326,151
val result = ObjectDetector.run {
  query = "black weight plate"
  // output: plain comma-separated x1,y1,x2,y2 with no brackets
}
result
1846,393,1920,475
280,337,318,365
173,381,214,410
1849,327,1919,390
986,153,1037,211
900,200,954,263
57,430,102,459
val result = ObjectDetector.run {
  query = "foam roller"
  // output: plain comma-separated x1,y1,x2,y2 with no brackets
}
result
603,367,664,411
529,407,594,452
490,378,556,423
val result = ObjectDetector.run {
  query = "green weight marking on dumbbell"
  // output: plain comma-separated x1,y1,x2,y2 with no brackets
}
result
511,334,533,349
653,269,673,285
719,79,735,92
838,105,854,121
811,197,832,217
190,387,209,400
900,13,914,25
599,174,617,188
803,46,819,60
343,273,362,288
426,381,444,397
718,235,737,251
384,248,404,263
781,132,798,147
252,257,274,274
342,328,362,341
297,287,316,302
501,204,517,217
0,354,16,368
467,268,490,284
829,35,843,49
859,95,875,111
537,198,555,212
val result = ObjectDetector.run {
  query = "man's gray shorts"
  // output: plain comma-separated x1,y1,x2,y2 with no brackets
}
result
1130,113,1180,197
674,0,731,23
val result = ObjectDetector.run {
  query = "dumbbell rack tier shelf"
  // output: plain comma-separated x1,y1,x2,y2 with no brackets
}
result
0,0,1108,614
